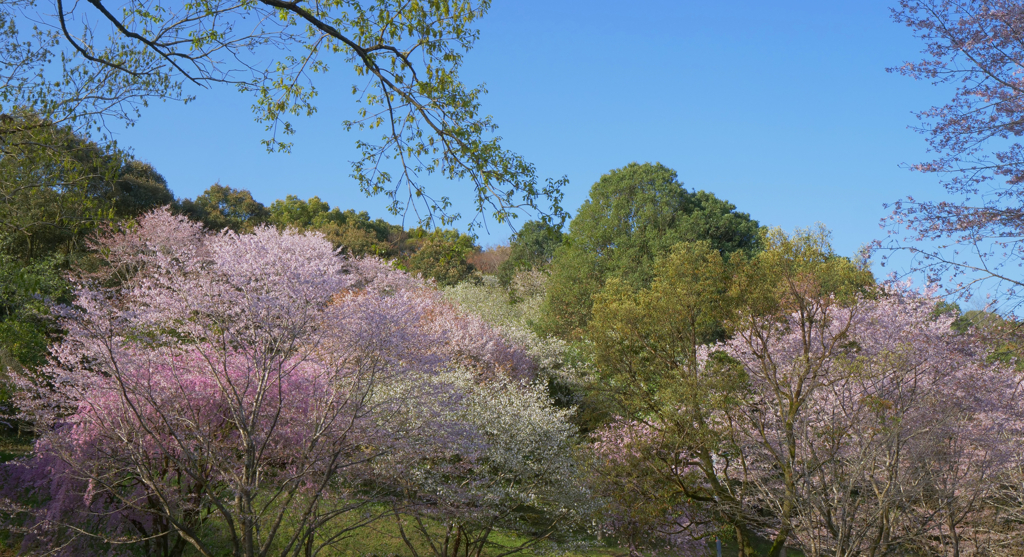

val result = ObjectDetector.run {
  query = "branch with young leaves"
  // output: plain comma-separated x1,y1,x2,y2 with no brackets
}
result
47,0,567,229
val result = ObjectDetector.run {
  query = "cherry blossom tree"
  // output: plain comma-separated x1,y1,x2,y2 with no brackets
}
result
2,208,551,557
591,281,1024,557
723,282,1024,557
585,229,871,557
588,228,1024,557
384,371,588,557
881,0,1024,310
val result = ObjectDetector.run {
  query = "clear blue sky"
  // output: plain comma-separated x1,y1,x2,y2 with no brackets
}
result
113,0,953,262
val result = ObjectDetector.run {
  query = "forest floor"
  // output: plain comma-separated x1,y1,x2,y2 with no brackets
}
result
0,430,30,464
0,431,797,557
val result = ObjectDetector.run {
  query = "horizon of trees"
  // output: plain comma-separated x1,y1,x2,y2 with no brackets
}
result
6,2,1024,554
3,150,1024,557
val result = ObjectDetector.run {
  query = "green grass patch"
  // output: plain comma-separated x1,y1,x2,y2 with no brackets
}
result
0,428,31,464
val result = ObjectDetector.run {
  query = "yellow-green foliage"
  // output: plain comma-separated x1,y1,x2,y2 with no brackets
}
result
585,226,875,557
729,225,875,323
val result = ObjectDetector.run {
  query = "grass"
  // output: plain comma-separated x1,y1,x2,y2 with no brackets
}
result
0,428,32,556
0,428,31,464
0,436,800,557
0,500,789,557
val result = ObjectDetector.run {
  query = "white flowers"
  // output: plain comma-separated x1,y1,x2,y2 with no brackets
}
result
444,277,593,388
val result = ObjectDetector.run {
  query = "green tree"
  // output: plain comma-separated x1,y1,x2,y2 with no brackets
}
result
0,245,75,427
587,240,746,554
317,221,393,257
542,162,761,337
406,229,478,287
177,184,271,233
587,227,875,557
496,219,563,287
0,249,72,369
729,225,874,320
0,109,122,259
268,194,334,229
0,109,173,259
268,195,401,256
108,160,174,219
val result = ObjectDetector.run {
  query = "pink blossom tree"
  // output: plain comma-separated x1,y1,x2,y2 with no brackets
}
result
340,261,587,556
585,230,873,557
588,229,1024,557
880,0,1024,311
722,282,1024,557
592,282,1023,557
3,208,549,557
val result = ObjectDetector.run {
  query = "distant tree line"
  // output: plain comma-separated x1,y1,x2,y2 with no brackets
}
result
4,110,1024,557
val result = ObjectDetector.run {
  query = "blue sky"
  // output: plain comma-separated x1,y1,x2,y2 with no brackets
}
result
113,0,955,263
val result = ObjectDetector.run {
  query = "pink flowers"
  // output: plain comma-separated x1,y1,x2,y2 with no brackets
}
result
589,281,1024,557
7,208,546,557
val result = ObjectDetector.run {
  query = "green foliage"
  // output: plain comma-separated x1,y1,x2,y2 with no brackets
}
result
538,245,605,338
37,0,566,229
109,161,174,219
0,247,73,424
0,109,123,259
268,195,398,256
196,192,483,268
542,162,761,337
0,251,73,364
0,109,174,262
589,241,743,422
268,194,334,229
497,220,563,287
585,242,749,553
176,183,271,233
406,229,478,287
728,225,875,322
316,221,391,257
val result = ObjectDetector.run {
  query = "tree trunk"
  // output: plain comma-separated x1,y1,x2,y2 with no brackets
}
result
736,525,758,557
